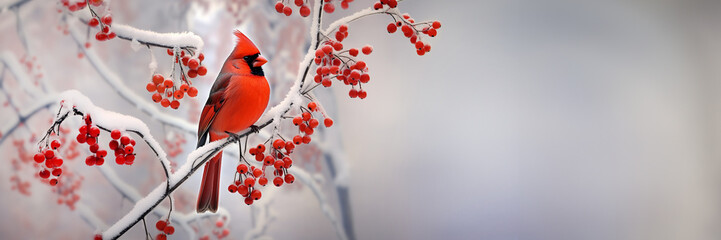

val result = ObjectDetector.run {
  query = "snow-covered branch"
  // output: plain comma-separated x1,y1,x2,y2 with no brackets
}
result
66,22,197,134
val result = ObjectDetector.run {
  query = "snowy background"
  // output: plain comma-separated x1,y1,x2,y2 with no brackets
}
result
2,0,721,240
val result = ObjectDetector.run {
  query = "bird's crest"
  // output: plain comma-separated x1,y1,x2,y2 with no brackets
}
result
232,30,261,57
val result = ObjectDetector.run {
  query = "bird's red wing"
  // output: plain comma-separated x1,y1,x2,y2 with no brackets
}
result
197,74,232,147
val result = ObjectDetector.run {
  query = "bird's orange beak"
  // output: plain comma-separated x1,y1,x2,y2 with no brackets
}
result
253,56,268,67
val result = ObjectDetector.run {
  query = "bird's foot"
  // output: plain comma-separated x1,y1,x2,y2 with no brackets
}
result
225,131,247,162
225,131,242,142
249,125,261,134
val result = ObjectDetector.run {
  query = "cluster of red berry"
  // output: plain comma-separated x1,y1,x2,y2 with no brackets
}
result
154,220,175,240
372,0,398,9
146,51,204,109
63,0,117,42
76,115,109,166
108,130,137,165
275,0,354,17
313,25,372,99
386,15,441,56
170,50,209,79
61,0,102,12
33,139,64,186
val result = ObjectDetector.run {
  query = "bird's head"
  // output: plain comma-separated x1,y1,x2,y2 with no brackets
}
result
229,30,267,76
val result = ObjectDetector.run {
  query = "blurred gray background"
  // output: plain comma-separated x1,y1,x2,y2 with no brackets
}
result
2,0,721,239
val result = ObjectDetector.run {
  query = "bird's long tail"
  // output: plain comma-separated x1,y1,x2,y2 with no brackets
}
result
197,133,222,213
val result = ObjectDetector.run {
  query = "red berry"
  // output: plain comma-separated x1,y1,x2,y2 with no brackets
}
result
39,170,50,178
34,153,45,163
349,89,358,98
302,135,311,144
362,45,373,55
432,21,441,29
264,156,274,166
152,74,164,85
358,89,367,99
309,118,320,128
373,2,383,10
285,174,295,184
197,66,207,76
387,23,397,33
88,18,99,27
120,136,130,145
349,48,358,57
77,134,86,143
188,59,199,70
302,112,311,121
87,136,97,145
44,149,55,159
170,100,180,109
155,220,168,231
187,87,198,97
227,184,237,193
95,32,107,41
275,2,284,13
237,184,249,196
90,126,100,137
181,56,189,65
187,69,197,78
253,167,264,178
152,93,162,102
110,129,121,139
146,82,157,92
273,160,283,169
258,177,268,186
156,234,166,240
283,157,293,168
101,15,112,25
251,189,262,200
163,79,174,88
52,168,62,176
283,6,292,16
108,140,118,150
89,143,99,153
339,24,348,32
427,28,437,37
294,0,304,6
300,5,311,17
51,140,61,149
49,179,58,186
293,116,303,125
273,177,284,187
124,145,134,154
115,155,125,165
156,84,166,94
293,135,303,145
323,2,335,13
257,144,266,153
237,164,248,174
273,139,285,149
160,99,170,108
244,196,254,205
164,226,175,235
244,177,256,186
308,102,317,111
94,234,102,240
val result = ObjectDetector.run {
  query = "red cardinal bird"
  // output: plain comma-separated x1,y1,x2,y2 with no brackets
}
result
196,30,270,213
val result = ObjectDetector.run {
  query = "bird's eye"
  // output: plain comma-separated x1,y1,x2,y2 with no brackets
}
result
243,56,250,60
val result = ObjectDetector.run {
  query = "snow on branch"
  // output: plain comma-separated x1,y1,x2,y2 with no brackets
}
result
71,9,203,52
